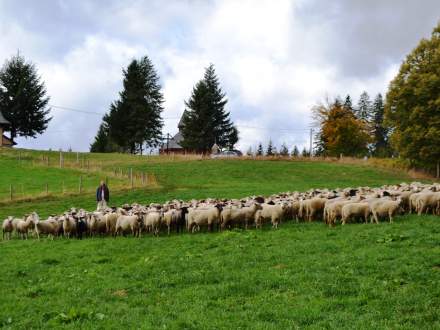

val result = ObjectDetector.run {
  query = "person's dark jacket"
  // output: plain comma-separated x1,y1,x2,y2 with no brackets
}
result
96,184,110,202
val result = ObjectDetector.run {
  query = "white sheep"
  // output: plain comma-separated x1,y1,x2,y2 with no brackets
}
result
255,203,287,229
34,215,60,240
162,209,179,235
143,210,162,236
187,205,222,233
341,202,370,224
16,213,37,239
62,214,77,238
2,216,14,240
370,199,403,223
115,214,142,237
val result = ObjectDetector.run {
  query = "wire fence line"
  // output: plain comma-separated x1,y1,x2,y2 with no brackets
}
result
1,151,158,203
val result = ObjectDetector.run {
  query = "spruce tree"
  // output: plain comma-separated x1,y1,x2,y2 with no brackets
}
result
94,56,163,153
256,143,263,156
90,122,110,153
180,64,237,152
371,93,390,157
280,143,289,156
301,147,309,157
266,140,274,156
291,145,299,157
343,95,354,113
356,91,372,121
0,54,51,142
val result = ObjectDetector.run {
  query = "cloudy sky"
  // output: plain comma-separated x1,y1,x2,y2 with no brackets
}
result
1,0,439,152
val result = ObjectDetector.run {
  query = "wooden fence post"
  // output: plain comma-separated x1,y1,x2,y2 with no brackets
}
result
76,152,79,165
62,180,65,195
45,183,48,196
9,184,13,201
142,172,146,185
130,168,133,189
79,176,83,193
59,151,62,168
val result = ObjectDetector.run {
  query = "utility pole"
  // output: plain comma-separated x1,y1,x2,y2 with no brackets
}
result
309,128,313,157
166,133,170,154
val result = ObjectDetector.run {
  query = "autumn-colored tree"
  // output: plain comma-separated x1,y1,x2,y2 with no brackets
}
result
313,98,370,157
385,22,440,172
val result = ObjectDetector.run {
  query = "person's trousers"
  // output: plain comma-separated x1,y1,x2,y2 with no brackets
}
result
97,200,107,211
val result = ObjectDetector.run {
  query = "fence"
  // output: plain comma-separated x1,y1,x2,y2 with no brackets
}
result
1,150,158,203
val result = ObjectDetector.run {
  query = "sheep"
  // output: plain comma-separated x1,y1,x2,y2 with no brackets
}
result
88,214,107,236
34,215,60,240
409,192,426,213
16,213,37,240
2,217,14,240
163,207,188,235
105,212,119,236
417,192,440,216
63,214,77,238
239,203,263,228
255,203,287,229
187,205,222,233
341,202,371,225
302,198,327,222
115,214,142,237
370,199,403,223
143,210,162,236
220,205,242,230
286,200,301,222
325,199,354,226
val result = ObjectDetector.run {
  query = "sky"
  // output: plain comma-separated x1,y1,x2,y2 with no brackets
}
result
0,0,439,152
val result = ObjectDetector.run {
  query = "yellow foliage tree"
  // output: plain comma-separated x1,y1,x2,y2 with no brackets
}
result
313,99,370,157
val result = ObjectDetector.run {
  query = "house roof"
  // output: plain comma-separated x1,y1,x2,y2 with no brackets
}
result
0,111,10,125
168,131,183,149
178,111,186,129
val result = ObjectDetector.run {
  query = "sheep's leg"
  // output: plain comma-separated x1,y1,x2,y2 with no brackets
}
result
388,212,393,223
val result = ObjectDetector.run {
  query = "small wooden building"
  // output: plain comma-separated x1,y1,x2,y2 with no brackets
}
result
0,111,14,147
160,114,186,154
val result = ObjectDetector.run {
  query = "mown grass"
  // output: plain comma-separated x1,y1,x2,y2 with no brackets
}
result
0,215,439,329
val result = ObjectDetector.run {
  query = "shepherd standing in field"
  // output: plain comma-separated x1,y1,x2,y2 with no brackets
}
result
96,181,109,211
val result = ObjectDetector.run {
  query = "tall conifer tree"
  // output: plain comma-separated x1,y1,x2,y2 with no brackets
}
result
91,56,163,153
0,54,51,143
180,64,238,152
371,93,390,156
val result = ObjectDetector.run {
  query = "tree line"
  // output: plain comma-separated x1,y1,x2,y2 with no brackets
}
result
0,22,438,173
311,22,440,173
90,60,237,154
247,142,310,157
313,92,389,158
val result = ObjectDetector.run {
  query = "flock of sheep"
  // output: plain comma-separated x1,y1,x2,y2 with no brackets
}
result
2,181,440,240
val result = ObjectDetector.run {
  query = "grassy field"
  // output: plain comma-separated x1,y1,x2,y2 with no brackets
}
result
0,148,439,329
0,148,418,219
1,216,439,329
